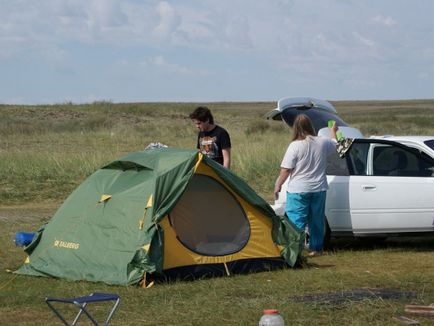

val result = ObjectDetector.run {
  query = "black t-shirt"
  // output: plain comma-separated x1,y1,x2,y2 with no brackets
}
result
196,125,231,165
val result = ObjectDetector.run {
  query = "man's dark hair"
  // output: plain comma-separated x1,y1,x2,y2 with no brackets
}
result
189,106,214,124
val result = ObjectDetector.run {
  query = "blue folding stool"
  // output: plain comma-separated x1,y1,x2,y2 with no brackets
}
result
45,292,120,326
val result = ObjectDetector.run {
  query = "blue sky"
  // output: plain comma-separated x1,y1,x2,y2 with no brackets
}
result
1,0,433,104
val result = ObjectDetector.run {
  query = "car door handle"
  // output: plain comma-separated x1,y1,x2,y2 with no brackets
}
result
361,184,376,191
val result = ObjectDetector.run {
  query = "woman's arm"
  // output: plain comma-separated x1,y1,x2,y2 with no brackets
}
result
274,168,292,200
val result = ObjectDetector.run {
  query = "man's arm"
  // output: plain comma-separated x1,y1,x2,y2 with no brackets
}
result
274,168,292,200
222,148,231,169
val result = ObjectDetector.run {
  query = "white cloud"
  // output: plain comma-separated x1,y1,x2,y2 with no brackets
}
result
0,0,428,59
151,55,193,75
89,0,127,28
353,32,377,53
224,15,253,49
372,14,397,28
152,1,180,40
1,0,434,103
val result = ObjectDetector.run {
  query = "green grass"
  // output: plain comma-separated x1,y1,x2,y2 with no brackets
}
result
1,209,433,325
1,100,434,325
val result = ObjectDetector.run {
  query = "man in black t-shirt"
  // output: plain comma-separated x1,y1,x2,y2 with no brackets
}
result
189,106,231,168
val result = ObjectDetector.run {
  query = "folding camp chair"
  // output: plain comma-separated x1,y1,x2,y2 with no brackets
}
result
45,292,120,326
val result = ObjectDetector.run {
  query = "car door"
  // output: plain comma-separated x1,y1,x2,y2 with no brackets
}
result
346,139,434,235
325,152,353,236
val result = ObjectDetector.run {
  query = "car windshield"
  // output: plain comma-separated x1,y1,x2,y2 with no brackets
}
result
424,139,434,150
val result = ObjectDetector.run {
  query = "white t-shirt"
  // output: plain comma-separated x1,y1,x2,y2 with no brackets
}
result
281,136,337,193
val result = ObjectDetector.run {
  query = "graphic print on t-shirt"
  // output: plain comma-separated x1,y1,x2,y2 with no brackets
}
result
199,136,219,159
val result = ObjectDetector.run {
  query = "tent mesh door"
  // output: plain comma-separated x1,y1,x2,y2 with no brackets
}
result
169,174,250,256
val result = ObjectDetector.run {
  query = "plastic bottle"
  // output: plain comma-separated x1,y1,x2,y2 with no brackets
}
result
15,232,36,247
259,309,284,326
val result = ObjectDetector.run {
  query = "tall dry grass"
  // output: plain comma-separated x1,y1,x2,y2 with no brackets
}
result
1,100,434,325
1,99,434,205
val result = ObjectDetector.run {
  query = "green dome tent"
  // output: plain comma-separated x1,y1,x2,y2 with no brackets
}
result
17,148,303,286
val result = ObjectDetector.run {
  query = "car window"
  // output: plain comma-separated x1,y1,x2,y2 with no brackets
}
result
419,152,434,177
326,152,349,176
281,109,347,133
371,144,434,177
424,139,434,151
347,142,370,176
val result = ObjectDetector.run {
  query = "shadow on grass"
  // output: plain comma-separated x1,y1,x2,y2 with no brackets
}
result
289,288,417,306
328,235,434,252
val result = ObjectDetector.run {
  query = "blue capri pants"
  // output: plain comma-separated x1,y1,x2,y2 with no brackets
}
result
285,191,327,251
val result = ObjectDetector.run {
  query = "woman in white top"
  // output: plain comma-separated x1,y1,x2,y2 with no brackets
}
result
274,114,338,256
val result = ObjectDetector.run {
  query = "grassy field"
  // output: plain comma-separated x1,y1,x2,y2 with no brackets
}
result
1,100,434,325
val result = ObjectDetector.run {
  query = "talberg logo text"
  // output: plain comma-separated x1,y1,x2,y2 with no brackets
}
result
53,240,80,250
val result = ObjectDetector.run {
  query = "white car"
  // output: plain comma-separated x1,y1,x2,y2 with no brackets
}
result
268,97,434,243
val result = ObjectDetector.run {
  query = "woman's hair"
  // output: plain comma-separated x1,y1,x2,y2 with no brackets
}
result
291,114,316,141
189,106,214,124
